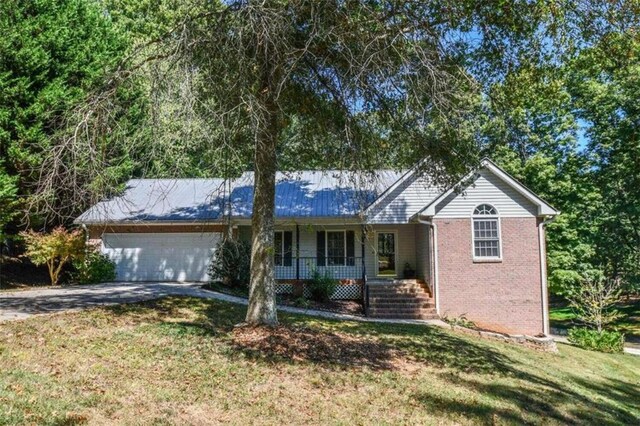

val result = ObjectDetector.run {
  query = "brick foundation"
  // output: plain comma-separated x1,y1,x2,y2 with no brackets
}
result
436,217,545,335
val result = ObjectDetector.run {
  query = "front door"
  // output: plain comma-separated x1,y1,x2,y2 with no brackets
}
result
377,232,396,277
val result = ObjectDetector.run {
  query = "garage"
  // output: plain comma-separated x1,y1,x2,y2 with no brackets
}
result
101,233,220,282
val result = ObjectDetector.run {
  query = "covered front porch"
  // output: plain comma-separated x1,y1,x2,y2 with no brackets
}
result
235,222,433,302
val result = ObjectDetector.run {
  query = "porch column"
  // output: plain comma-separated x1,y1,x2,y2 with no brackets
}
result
295,223,300,280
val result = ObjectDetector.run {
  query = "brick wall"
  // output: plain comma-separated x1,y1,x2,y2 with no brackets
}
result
436,217,545,335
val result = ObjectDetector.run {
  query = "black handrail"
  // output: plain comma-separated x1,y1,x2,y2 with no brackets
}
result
274,257,364,281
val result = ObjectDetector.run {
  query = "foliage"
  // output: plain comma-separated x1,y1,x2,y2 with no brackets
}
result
72,249,116,284
444,314,476,330
20,227,85,285
567,32,640,294
0,0,130,225
307,269,338,303
292,296,311,309
0,164,18,244
208,238,251,289
566,273,623,333
568,327,625,354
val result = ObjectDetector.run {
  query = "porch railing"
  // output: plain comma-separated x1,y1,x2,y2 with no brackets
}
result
274,257,364,281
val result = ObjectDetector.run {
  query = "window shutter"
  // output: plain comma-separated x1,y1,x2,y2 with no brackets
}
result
284,231,293,267
346,230,355,266
316,231,325,267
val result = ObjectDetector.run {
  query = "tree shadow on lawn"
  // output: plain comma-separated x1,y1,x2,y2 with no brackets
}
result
414,371,640,425
103,297,640,424
214,304,519,374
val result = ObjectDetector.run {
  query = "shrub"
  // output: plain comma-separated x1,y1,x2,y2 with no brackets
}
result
72,250,116,284
292,296,310,308
444,314,476,329
567,327,625,353
208,238,251,288
307,269,338,302
566,273,623,333
20,227,85,285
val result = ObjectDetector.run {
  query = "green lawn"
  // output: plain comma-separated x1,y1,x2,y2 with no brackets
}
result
1,297,639,425
550,298,640,342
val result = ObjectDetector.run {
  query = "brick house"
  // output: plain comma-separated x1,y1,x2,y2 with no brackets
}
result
76,158,558,335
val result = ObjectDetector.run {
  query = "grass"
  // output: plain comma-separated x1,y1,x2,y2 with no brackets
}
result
550,297,640,343
0,297,639,425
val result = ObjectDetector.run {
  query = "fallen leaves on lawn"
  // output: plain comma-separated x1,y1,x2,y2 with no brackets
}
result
231,324,409,370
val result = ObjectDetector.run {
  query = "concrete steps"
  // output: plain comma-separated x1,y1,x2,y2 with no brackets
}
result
366,280,437,320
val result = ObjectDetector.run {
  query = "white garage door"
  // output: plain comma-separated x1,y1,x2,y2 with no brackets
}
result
102,233,220,282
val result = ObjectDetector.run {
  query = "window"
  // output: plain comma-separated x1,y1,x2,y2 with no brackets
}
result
316,230,355,266
326,231,345,265
472,204,501,259
274,231,293,266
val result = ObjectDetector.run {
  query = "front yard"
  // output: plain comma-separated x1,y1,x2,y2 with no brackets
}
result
0,297,639,425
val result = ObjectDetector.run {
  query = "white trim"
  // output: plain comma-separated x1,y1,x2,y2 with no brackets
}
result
417,218,439,315
375,230,399,278
539,216,556,335
415,158,559,218
471,203,503,262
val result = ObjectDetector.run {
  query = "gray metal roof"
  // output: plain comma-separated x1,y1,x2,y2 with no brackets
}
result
75,171,404,224
75,179,227,224
230,171,404,218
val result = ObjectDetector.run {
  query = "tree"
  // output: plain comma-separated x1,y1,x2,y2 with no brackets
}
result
0,163,18,245
20,227,85,285
176,1,538,325
0,0,130,227
567,31,640,294
566,273,622,333
31,1,561,325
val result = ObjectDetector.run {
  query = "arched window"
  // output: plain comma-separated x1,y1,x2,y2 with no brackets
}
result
472,204,501,259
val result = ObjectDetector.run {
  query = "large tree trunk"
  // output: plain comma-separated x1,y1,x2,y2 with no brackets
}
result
246,116,278,325
246,68,280,325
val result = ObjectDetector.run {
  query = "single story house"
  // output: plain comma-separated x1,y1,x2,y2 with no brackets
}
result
75,158,558,335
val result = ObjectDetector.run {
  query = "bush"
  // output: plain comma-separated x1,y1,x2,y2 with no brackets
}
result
566,273,622,333
307,269,338,302
567,327,625,353
208,239,251,288
72,250,116,284
20,227,85,285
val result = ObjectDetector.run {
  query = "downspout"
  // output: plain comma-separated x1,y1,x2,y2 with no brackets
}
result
418,217,439,316
539,215,557,336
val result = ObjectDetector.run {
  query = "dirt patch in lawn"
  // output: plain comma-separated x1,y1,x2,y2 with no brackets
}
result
231,324,409,370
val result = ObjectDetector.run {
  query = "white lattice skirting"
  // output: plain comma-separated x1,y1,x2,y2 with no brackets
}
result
276,283,362,300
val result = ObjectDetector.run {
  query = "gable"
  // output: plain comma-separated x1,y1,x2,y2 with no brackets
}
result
433,169,538,218
366,172,442,224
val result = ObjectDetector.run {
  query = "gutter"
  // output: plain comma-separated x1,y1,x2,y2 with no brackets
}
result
417,217,439,315
539,215,557,336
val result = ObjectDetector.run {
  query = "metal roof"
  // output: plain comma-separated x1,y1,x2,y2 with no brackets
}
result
75,171,404,224
230,171,404,218
74,179,228,224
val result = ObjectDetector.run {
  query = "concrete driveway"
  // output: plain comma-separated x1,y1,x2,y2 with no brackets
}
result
0,282,213,322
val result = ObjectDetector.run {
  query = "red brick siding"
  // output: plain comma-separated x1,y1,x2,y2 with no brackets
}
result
436,217,544,335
